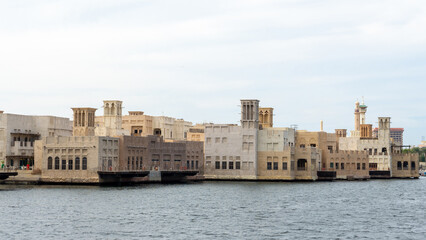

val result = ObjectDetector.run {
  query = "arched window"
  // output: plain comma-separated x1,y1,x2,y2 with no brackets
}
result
403,161,408,170
47,157,53,170
411,161,416,170
54,157,60,170
82,157,87,170
75,157,80,170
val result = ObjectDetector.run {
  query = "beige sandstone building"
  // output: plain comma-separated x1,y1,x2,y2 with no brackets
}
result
95,103,192,141
33,100,203,184
0,111,72,170
338,100,418,178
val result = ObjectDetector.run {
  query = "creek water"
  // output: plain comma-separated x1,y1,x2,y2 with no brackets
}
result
0,178,425,239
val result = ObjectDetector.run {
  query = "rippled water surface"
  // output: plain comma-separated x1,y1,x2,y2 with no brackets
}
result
1,178,425,239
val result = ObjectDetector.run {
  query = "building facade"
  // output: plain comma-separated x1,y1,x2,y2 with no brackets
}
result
0,111,72,169
204,100,259,180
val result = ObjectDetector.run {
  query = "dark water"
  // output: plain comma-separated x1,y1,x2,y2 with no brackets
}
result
1,178,425,240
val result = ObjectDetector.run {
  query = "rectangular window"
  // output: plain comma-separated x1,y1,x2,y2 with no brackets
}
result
362,163,366,170
282,162,288,170
267,162,272,170
330,162,334,169
236,162,241,169
82,158,87,170
68,160,73,170
229,162,234,169
341,163,344,170
273,162,278,170
336,162,339,170
411,161,416,170
55,158,60,170
215,161,220,169
195,161,199,169
191,161,194,169
222,161,227,169
187,161,190,169
357,163,361,170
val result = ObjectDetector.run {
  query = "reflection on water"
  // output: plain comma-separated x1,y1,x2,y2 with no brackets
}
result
1,178,425,239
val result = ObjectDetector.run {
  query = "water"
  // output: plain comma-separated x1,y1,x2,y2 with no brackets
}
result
1,178,425,240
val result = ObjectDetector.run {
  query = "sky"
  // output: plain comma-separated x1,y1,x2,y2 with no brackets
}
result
0,0,425,145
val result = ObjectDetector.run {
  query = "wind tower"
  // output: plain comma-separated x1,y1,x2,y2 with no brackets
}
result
103,100,123,130
72,108,97,136
241,99,259,129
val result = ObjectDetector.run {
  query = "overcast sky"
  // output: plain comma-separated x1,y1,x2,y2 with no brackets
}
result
0,0,425,145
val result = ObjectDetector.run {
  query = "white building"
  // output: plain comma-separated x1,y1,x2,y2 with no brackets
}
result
0,111,72,169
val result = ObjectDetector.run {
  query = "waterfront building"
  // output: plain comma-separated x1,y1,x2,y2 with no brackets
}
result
296,130,370,180
34,135,119,183
257,127,320,181
96,108,192,141
35,107,121,183
0,110,72,169
339,100,418,178
34,103,203,184
204,100,259,180
119,135,203,173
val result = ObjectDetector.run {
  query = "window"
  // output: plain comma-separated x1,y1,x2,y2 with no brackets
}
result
236,162,241,169
411,161,416,170
357,163,360,170
215,137,220,143
397,161,402,170
282,162,288,170
82,157,87,170
273,162,278,170
297,159,307,171
69,160,73,170
75,157,80,170
300,144,305,148
195,161,199,169
187,161,190,169
310,144,316,148
341,163,344,170
336,162,339,169
215,161,220,169
47,157,53,169
403,161,408,170
267,162,272,170
54,157,60,170
62,159,66,170
330,162,334,169
222,137,227,143
328,146,333,153
191,161,194,169
362,163,366,170
229,162,234,169
222,161,227,169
